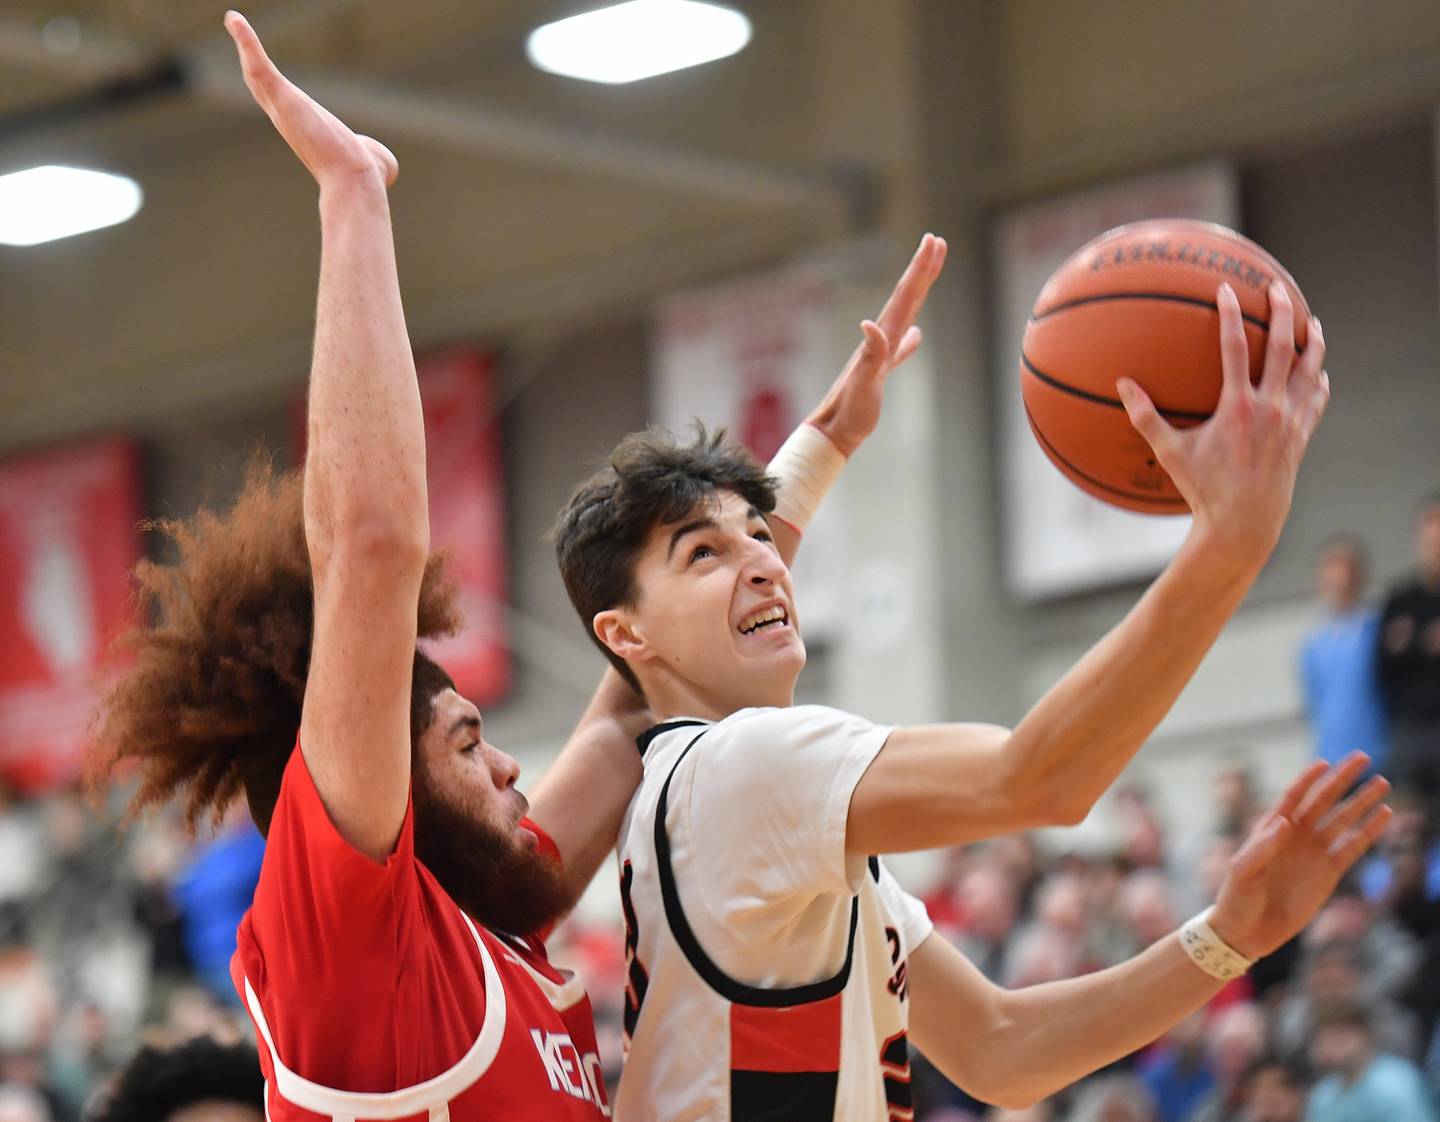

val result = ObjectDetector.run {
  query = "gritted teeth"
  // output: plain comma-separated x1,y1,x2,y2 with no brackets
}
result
738,604,788,635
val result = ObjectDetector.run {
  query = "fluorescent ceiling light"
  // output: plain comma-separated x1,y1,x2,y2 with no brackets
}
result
527,0,751,85
0,165,143,247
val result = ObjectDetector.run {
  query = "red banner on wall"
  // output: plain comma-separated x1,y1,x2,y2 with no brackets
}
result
0,439,141,793
294,349,511,705
416,350,512,705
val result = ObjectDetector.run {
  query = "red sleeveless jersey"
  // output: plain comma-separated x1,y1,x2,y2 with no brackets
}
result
232,744,611,1121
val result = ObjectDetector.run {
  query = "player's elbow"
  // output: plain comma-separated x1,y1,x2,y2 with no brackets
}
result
1047,794,1092,828
319,514,429,578
952,1057,1039,1112
986,1084,1051,1112
1001,787,1088,831
307,461,428,557
964,1046,1049,1111
998,748,1091,830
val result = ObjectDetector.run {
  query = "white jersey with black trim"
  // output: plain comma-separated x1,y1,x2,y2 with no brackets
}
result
613,706,934,1122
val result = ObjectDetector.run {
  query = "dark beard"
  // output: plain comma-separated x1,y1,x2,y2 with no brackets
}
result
411,769,575,937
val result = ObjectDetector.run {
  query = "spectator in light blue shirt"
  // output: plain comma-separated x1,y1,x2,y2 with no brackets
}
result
1301,536,1389,774
1308,998,1437,1122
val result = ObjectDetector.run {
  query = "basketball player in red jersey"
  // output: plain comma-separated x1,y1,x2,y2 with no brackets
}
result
89,13,945,1121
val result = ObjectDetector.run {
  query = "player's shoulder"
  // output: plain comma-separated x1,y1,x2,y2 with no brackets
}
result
697,706,889,775
712,704,879,742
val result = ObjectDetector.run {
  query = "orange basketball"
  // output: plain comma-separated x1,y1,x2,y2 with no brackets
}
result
1020,219,1311,514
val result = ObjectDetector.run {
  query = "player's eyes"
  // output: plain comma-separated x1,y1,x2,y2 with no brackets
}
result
752,529,773,544
688,545,715,564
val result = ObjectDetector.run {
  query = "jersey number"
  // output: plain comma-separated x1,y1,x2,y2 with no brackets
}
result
619,861,650,1045
885,926,909,1002
880,1030,913,1122
881,927,912,1120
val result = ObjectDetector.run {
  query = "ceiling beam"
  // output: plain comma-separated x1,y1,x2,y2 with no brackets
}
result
0,10,860,224
184,56,857,221
0,212,821,452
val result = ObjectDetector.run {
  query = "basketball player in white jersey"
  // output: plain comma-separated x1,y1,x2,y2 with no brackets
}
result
553,282,1394,1119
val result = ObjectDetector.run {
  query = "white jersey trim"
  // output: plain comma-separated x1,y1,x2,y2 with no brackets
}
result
499,937,589,1013
244,911,506,1120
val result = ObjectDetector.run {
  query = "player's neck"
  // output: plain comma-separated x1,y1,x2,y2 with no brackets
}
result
638,668,793,724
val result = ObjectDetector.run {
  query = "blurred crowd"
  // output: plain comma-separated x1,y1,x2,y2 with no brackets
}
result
0,496,1434,1121
900,760,1439,1122
0,789,261,1122
1,758,1435,1122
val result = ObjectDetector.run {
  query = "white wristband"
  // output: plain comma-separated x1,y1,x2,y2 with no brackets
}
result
1178,908,1254,982
767,423,846,535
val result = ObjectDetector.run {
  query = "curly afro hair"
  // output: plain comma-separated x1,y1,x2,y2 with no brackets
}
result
89,456,462,835
88,1035,264,1122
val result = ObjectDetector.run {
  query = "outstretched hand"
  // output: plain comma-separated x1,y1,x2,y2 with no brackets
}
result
225,10,398,189
1117,282,1328,567
1210,753,1391,961
806,233,948,457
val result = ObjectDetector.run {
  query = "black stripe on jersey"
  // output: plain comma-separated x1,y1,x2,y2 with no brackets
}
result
881,1032,911,1078
868,856,880,882
731,1070,838,1122
654,729,860,1007
880,1031,914,1120
636,719,709,758
619,861,649,1039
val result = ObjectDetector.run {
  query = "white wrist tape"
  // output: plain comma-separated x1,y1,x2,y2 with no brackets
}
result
1179,908,1254,982
767,423,846,535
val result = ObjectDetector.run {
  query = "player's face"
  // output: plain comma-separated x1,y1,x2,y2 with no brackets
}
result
419,690,529,841
411,690,571,932
612,489,806,714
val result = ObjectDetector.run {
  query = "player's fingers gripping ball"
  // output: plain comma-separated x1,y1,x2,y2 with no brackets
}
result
1020,219,1311,514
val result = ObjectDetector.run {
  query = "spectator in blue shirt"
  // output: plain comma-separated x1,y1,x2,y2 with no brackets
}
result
171,807,265,1003
1138,1011,1214,1122
1301,536,1389,774
1308,998,1437,1122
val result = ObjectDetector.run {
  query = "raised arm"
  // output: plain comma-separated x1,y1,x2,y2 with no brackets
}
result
526,234,947,890
849,281,1330,854
525,669,651,900
766,233,947,562
227,13,423,862
908,755,1390,1109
